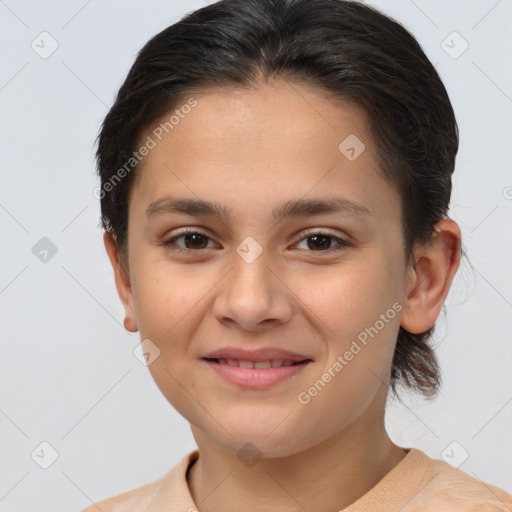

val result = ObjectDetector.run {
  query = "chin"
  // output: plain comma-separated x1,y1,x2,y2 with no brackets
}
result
195,414,319,460
215,436,306,460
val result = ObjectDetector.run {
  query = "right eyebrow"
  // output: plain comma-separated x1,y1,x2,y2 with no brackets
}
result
145,195,372,222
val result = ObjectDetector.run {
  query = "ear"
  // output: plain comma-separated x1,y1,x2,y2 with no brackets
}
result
401,219,461,334
103,232,138,332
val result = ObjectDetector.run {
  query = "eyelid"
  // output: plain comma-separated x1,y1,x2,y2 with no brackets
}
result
293,228,351,252
298,227,350,243
164,227,217,252
163,227,351,253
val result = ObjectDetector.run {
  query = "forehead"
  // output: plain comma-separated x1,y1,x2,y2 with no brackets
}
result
164,80,369,151
129,80,399,224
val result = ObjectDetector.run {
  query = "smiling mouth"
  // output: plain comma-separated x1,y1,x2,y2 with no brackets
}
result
204,358,310,369
203,357,312,389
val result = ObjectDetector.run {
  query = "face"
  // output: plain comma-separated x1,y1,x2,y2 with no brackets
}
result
110,80,416,457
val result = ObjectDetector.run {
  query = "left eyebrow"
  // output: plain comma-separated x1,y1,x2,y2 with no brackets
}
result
145,195,372,222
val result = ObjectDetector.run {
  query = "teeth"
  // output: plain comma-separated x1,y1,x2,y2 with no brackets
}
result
216,358,299,368
254,361,271,369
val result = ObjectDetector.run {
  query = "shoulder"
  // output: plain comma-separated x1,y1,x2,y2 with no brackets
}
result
80,479,159,512
413,449,512,511
79,450,199,512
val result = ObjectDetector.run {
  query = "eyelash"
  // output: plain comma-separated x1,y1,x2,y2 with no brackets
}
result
162,228,351,255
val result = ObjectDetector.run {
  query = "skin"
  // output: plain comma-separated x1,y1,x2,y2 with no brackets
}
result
101,79,461,512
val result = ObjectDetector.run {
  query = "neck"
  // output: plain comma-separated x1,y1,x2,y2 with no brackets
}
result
187,417,407,512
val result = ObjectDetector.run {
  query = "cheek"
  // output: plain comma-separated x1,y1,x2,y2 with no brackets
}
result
299,257,402,339
297,255,403,397
132,257,204,339
292,269,401,440
132,265,206,413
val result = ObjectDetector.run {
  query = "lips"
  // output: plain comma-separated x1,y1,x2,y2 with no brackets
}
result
215,358,299,369
203,347,311,364
202,347,313,389
204,359,311,389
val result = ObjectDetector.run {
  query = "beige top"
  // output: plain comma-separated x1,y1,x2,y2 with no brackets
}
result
82,448,512,511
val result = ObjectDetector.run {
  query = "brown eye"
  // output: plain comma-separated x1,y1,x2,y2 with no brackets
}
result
306,234,333,251
163,228,350,255
295,231,350,252
163,229,215,253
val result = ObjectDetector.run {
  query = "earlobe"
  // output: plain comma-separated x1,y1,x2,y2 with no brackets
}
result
400,219,461,334
103,232,138,333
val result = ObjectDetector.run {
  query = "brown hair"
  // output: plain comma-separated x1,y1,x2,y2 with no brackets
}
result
96,0,460,400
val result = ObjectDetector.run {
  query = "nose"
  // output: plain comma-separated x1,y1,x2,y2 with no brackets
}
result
212,248,293,332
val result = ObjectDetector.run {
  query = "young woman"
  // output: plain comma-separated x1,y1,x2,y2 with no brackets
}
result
84,0,512,510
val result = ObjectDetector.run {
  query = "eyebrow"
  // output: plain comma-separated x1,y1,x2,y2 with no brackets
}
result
145,195,372,222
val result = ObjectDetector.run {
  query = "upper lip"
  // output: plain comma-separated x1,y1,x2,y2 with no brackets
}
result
203,347,312,362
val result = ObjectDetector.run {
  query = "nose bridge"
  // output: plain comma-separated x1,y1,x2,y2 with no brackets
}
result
230,235,275,305
213,235,292,328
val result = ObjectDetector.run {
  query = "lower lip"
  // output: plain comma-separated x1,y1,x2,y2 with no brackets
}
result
203,359,311,389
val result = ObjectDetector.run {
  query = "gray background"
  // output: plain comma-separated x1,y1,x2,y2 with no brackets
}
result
1,0,511,510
